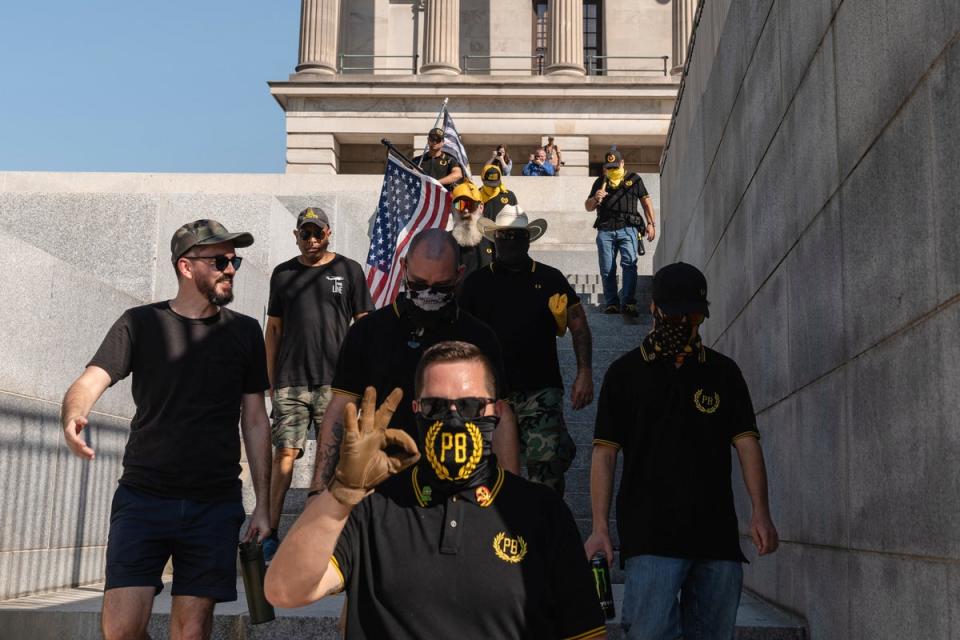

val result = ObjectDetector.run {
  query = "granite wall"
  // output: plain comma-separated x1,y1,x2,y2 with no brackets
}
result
0,171,660,599
657,0,959,638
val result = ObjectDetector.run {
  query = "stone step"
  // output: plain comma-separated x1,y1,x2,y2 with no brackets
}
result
0,579,805,640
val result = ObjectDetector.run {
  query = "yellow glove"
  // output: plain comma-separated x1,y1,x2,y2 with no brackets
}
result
549,293,568,337
329,387,420,506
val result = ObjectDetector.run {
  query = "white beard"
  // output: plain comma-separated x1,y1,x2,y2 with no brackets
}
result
451,214,484,247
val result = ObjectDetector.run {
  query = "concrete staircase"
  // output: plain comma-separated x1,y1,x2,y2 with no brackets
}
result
0,274,807,639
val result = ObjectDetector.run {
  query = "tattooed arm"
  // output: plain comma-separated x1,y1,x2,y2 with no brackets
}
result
311,393,354,492
567,304,594,410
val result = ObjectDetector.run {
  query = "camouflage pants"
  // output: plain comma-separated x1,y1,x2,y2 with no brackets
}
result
271,385,332,458
507,387,576,496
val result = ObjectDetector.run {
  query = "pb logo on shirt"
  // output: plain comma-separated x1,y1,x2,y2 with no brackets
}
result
493,532,528,563
325,275,344,294
694,389,720,414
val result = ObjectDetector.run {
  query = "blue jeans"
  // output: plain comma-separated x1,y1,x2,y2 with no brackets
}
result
621,555,743,640
596,227,639,307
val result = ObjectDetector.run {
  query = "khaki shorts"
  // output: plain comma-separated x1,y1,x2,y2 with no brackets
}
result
271,385,332,457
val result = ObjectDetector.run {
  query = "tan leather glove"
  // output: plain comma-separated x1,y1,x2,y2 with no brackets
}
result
329,386,421,506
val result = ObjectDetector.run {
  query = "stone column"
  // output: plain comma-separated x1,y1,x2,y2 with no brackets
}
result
296,0,340,75
671,0,697,76
545,0,584,76
421,0,460,75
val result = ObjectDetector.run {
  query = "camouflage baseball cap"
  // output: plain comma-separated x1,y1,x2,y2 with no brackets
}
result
428,127,445,141
170,219,254,262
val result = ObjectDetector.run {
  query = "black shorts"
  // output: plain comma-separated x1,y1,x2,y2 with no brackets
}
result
105,484,246,602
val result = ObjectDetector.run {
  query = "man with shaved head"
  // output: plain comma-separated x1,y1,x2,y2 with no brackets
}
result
310,228,520,497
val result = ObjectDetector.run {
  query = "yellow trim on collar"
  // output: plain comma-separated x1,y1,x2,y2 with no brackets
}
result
392,301,401,318
411,466,505,507
411,466,428,507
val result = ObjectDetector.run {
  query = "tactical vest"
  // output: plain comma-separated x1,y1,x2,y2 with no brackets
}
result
594,173,646,229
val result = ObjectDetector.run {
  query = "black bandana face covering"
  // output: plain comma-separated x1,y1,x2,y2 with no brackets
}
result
415,413,498,495
641,313,704,364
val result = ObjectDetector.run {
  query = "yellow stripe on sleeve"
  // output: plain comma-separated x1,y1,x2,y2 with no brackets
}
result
563,625,608,640
331,388,361,399
592,438,622,450
328,556,345,590
731,431,760,444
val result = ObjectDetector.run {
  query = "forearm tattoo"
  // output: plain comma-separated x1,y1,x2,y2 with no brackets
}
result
314,420,344,492
569,306,593,370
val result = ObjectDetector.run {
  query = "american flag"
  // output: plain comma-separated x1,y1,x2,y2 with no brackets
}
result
442,108,471,178
365,150,451,308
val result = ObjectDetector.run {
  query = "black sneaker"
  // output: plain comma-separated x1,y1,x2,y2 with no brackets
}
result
604,304,620,314
622,304,639,318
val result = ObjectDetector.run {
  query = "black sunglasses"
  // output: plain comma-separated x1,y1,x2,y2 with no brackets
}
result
418,397,496,420
183,255,242,272
299,228,326,241
406,278,457,293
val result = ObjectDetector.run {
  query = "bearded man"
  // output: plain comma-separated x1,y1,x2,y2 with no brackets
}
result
60,219,272,640
450,181,495,277
265,341,606,640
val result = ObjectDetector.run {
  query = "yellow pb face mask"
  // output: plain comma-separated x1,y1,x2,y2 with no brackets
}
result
605,166,625,188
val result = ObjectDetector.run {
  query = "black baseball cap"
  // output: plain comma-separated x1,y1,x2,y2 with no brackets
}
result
297,207,330,229
652,262,710,317
170,219,254,262
603,147,623,169
428,127,445,142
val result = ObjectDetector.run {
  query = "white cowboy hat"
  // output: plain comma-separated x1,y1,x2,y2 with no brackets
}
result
477,205,548,243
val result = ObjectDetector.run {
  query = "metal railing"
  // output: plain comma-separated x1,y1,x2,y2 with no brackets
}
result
586,55,670,76
338,54,419,74
462,54,545,75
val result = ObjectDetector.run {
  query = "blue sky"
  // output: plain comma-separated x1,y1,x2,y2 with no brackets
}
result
0,2,300,173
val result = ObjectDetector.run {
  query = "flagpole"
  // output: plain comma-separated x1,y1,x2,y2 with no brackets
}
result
380,138,423,173
417,97,449,168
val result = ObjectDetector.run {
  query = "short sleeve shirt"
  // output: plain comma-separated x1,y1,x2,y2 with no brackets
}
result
413,152,461,186
88,303,270,501
330,300,508,438
593,346,759,563
332,468,607,640
460,261,580,392
267,255,373,388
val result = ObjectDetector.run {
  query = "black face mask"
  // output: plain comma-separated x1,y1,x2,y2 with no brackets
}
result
414,412,498,496
493,235,530,269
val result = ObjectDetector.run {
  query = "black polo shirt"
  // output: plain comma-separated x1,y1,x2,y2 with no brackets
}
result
332,467,607,640
593,346,760,564
482,190,518,221
459,237,496,277
330,299,507,438
413,152,461,188
460,261,580,392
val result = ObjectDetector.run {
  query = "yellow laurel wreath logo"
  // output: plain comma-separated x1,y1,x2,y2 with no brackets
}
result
693,389,720,414
424,420,483,481
500,196,509,203
606,154,615,163
493,532,528,563
626,180,634,187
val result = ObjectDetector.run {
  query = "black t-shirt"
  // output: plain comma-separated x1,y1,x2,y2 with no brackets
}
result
330,299,508,438
593,346,760,563
333,467,606,640
88,302,270,501
587,174,649,230
267,255,373,389
482,190,518,221
412,152,461,188
460,261,580,392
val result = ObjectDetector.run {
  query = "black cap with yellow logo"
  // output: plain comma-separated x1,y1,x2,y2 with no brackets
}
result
603,147,623,169
297,207,330,229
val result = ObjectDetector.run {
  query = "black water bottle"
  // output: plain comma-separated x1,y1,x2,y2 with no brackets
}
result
239,541,276,625
591,552,616,620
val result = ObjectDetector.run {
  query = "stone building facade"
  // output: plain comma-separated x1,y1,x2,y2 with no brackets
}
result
270,0,689,175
